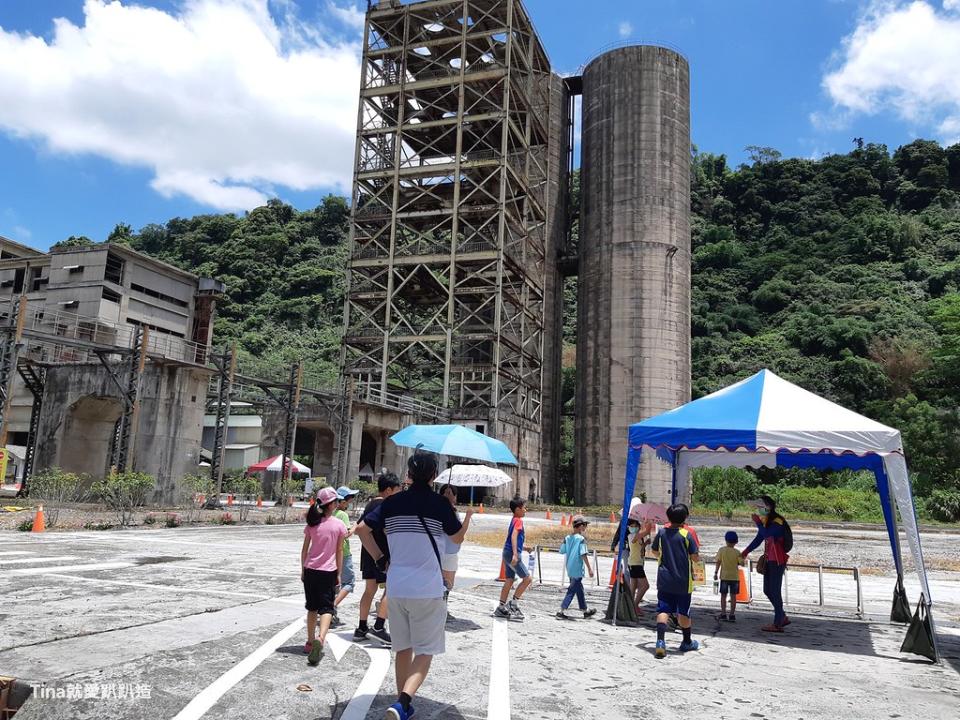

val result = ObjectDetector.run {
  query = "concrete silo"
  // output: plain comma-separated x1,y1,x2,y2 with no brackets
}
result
575,45,691,506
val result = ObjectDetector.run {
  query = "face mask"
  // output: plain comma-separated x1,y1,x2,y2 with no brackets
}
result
758,507,769,516
628,527,639,535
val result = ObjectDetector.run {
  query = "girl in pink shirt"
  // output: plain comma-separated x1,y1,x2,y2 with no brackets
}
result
301,487,347,665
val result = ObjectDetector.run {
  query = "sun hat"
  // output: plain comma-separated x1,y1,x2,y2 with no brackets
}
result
336,485,360,500
317,487,339,506
572,514,589,527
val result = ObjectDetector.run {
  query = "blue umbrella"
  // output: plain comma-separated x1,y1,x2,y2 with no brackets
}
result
390,424,519,465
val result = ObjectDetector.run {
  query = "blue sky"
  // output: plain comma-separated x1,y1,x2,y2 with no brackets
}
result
1,0,960,250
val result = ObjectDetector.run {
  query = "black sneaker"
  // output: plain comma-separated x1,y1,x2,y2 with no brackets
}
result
331,614,345,628
353,627,368,642
583,608,597,619
556,610,570,619
494,604,512,619
719,613,728,621
728,615,737,622
508,600,524,620
368,626,392,646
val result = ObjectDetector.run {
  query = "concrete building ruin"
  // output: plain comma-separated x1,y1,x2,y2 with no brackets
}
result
342,0,691,504
0,238,221,501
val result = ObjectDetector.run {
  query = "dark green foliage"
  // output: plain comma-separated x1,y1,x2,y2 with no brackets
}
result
125,196,349,384
688,140,960,519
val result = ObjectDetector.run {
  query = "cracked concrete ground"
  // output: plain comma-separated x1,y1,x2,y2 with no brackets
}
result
1,515,958,719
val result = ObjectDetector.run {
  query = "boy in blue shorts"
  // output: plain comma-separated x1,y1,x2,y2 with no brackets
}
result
651,503,700,658
495,498,531,620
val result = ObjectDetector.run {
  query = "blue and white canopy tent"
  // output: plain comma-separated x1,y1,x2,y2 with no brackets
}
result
618,369,939,660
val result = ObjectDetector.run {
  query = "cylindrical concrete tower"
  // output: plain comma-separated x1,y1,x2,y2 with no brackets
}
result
575,45,691,506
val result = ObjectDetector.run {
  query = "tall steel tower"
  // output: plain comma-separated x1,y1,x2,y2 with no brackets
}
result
342,0,558,490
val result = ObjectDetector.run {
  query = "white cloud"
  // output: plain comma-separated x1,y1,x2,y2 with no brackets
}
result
618,21,633,39
820,1,960,143
0,0,364,211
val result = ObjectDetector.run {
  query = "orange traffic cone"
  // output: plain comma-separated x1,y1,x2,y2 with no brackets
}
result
309,496,315,506
736,568,751,603
198,493,205,506
545,509,552,520
609,511,616,523
479,503,484,514
560,514,567,527
31,504,46,533
607,556,620,590
498,559,507,581
227,494,234,506
256,495,263,508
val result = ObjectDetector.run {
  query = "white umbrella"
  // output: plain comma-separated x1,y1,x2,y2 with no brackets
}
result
436,464,512,488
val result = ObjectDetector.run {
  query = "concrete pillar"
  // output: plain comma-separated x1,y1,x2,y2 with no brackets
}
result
576,46,691,506
347,414,364,484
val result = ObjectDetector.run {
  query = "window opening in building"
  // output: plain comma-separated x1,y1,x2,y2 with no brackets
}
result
13,268,24,293
129,282,189,308
101,286,121,304
105,252,125,285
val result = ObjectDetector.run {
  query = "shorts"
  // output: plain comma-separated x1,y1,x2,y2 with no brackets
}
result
628,564,646,579
657,591,692,618
719,579,740,595
502,551,529,580
360,550,387,584
303,568,337,614
389,596,447,655
441,553,459,572
340,554,356,594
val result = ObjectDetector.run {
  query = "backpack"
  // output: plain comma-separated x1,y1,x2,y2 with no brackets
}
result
782,519,793,553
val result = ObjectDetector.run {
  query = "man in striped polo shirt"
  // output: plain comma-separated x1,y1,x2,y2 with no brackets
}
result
356,451,471,720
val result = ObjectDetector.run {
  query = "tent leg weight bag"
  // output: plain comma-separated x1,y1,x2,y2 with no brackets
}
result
604,578,639,626
890,575,911,624
900,593,937,662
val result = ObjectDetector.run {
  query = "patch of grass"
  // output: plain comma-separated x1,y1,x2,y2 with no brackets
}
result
16,518,34,532
468,523,616,553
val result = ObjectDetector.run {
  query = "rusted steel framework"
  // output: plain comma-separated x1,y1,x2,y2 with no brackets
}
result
343,0,552,443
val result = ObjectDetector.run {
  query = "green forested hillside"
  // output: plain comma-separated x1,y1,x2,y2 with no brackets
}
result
685,140,960,519
92,139,960,520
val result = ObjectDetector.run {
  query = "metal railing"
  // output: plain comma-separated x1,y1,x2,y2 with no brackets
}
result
352,385,448,420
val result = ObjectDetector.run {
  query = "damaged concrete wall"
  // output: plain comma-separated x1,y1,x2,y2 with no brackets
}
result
34,363,209,503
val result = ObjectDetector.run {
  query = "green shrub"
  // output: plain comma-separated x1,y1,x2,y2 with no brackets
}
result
180,473,214,522
925,490,960,522
264,514,277,525
143,513,158,525
29,468,87,527
17,518,33,532
165,513,182,528
92,472,155,527
82,521,114,531
225,473,260,522
692,466,762,505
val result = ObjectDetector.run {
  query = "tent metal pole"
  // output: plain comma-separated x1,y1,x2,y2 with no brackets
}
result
885,471,905,583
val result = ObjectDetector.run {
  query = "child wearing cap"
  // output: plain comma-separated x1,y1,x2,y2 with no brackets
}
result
332,486,360,625
556,515,597,619
301,486,348,666
714,530,745,621
651,503,700,658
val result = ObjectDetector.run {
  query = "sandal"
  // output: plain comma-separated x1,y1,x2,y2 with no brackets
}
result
761,624,783,633
303,641,313,654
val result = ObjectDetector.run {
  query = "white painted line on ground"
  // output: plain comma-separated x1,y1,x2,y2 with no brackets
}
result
328,633,392,720
171,616,304,720
487,620,510,720
4,561,133,576
0,551,32,556
0,555,79,565
175,564,300,579
45,573,275,600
